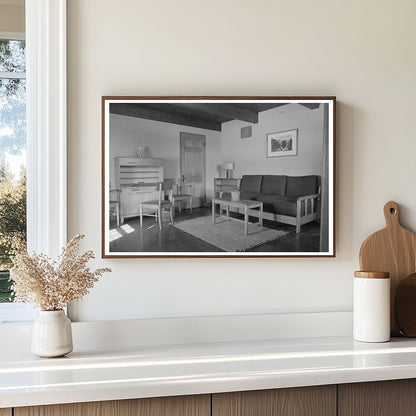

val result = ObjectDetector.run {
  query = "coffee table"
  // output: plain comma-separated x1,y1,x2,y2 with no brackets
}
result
212,198,263,236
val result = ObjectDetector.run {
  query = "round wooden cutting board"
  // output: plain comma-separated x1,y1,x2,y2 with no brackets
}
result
359,201,416,336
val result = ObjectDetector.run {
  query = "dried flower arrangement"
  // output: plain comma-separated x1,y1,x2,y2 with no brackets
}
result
10,234,111,311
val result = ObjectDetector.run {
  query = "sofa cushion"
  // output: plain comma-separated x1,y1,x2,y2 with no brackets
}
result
240,175,263,194
240,191,259,200
285,175,319,197
257,195,298,216
261,175,286,196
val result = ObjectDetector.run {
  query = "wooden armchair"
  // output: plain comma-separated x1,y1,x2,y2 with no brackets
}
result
171,180,193,215
139,182,174,230
109,188,121,227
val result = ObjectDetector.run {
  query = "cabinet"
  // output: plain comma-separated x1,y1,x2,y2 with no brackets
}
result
114,157,164,223
338,379,416,416
214,178,241,198
15,395,210,416
212,386,336,416
11,380,416,416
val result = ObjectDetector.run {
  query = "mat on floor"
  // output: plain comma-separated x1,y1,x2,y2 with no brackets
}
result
173,215,288,252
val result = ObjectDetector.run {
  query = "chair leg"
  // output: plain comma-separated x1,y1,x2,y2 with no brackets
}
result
190,196,193,214
170,205,174,225
179,201,182,214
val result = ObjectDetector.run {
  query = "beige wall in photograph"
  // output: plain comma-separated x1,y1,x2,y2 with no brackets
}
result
109,113,221,200
67,0,416,321
220,104,324,178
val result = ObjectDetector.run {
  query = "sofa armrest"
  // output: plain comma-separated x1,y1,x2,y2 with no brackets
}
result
294,193,320,233
296,193,320,218
296,193,320,203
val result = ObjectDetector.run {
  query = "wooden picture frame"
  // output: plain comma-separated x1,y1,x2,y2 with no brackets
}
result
267,129,298,157
102,96,336,258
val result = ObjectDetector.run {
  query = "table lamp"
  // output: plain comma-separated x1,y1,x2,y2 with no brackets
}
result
225,163,235,179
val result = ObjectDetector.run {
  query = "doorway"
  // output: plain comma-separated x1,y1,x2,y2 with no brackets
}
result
180,132,206,208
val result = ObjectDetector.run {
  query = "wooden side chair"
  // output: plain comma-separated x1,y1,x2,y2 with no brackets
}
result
139,182,174,230
109,188,121,227
171,180,193,215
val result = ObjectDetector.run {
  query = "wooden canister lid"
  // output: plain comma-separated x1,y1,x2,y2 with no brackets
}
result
354,271,389,279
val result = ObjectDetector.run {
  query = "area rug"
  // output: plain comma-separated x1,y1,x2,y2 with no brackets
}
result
173,215,289,252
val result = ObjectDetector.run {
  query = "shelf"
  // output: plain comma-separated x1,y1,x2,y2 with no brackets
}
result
3,336,416,408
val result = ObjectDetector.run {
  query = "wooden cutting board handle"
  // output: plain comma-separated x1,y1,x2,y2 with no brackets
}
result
383,201,400,228
359,201,416,336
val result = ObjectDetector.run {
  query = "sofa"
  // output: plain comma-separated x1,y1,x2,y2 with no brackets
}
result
238,174,321,233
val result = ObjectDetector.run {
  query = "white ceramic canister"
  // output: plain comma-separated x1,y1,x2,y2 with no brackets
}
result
353,271,390,342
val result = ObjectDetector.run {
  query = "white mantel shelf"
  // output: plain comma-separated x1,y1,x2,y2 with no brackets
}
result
2,336,416,408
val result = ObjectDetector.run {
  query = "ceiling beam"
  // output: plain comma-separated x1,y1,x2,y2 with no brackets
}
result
110,104,222,131
175,103,259,124
300,103,320,110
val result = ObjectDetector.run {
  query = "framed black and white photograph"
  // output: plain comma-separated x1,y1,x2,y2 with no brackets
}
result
267,129,298,157
102,97,336,258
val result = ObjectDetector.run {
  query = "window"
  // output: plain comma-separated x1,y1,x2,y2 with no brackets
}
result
0,36,26,307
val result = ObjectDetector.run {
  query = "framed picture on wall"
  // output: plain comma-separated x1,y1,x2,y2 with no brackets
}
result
267,129,298,157
102,96,336,258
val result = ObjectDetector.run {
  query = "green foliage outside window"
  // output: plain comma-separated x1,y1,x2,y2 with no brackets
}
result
0,38,27,302
0,162,26,302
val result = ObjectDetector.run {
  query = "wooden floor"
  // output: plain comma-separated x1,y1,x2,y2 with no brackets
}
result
109,207,321,253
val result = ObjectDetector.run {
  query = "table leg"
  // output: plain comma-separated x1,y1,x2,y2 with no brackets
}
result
212,200,215,224
244,206,248,235
226,205,230,221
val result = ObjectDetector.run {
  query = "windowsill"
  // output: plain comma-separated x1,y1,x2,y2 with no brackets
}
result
0,303,36,325
2,335,416,408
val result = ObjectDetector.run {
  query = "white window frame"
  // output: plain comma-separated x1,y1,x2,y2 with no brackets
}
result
26,0,67,256
0,0,67,324
0,31,24,41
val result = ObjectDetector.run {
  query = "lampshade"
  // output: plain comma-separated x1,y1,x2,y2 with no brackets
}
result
225,162,235,170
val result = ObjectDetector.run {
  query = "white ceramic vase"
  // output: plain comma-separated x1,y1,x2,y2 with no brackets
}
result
31,310,73,357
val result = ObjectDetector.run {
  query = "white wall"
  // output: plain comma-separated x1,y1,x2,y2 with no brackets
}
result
221,104,324,178
67,0,416,322
109,113,221,198
0,4,24,33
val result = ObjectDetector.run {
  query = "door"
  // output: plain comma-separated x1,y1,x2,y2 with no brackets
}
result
180,132,206,208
